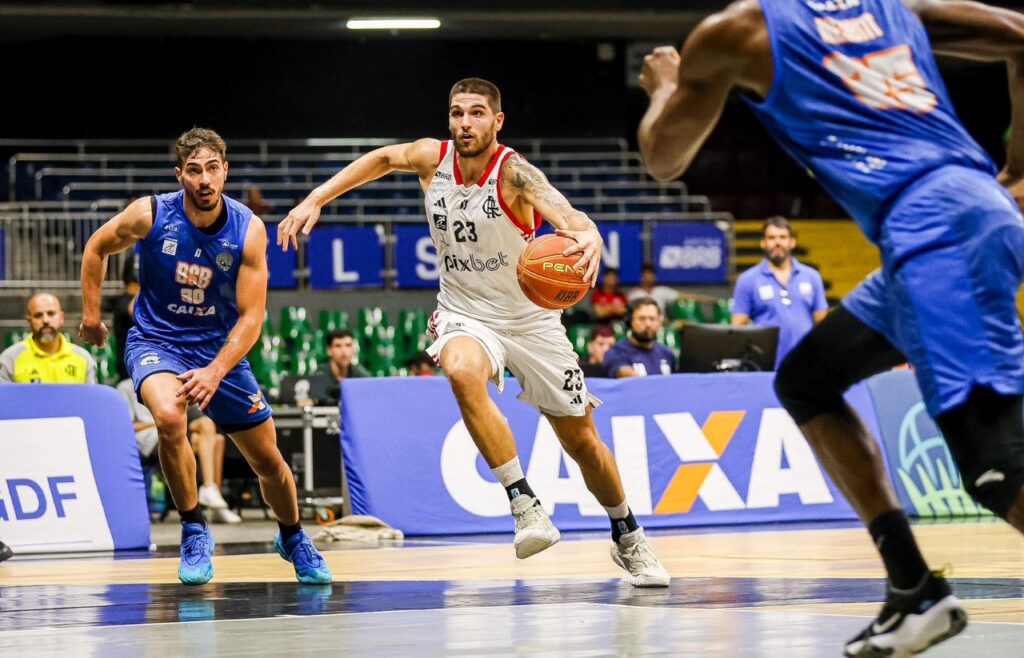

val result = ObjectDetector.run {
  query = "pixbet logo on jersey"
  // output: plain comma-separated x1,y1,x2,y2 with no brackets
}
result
443,252,511,273
441,408,834,518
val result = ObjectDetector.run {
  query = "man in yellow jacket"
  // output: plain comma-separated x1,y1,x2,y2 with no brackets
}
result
0,293,96,383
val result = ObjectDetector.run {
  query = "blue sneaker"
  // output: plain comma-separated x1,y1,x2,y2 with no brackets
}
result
274,529,332,585
178,523,215,585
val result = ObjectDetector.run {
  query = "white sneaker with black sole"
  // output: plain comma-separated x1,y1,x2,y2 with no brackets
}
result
510,494,560,559
611,528,670,587
844,570,967,657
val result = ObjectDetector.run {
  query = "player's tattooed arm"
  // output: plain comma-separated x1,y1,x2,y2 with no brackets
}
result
501,156,589,226
501,156,604,286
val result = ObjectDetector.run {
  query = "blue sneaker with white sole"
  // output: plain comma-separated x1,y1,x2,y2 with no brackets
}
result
274,529,332,585
178,523,215,585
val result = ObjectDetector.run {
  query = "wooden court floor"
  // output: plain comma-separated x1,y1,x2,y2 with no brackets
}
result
1,520,1021,656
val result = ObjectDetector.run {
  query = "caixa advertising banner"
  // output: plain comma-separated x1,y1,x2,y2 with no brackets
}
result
865,369,992,519
342,374,864,535
0,384,151,553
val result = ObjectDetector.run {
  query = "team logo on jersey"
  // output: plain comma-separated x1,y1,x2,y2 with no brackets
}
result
482,196,501,219
247,391,266,414
162,239,178,256
433,213,448,231
140,352,161,366
442,252,510,272
215,252,234,272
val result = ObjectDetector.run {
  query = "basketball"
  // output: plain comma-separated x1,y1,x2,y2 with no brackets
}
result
516,234,591,310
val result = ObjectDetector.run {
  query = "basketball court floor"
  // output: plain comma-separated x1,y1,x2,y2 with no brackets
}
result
1,519,1021,656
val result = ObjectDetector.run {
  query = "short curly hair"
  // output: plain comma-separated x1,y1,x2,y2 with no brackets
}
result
449,78,502,113
175,127,227,167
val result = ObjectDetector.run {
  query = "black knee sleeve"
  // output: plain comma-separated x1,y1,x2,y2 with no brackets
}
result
774,306,905,426
774,338,846,426
937,389,1024,519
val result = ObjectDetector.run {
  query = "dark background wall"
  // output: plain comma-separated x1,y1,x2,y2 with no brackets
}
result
1,36,1012,217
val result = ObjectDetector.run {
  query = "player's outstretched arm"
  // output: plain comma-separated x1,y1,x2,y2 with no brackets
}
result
177,216,268,411
638,1,765,182
79,197,153,347
500,156,603,287
277,138,441,252
907,0,1024,198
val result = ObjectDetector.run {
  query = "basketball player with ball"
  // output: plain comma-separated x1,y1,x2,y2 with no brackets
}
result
279,78,669,587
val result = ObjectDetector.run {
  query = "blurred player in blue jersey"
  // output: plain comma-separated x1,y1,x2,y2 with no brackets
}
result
80,128,330,586
638,1,1024,655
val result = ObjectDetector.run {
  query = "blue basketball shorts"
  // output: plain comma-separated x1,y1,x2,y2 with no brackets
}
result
843,166,1024,417
124,335,271,433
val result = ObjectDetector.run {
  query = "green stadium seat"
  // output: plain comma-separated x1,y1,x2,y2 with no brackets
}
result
318,309,349,333
657,326,681,361
713,298,733,324
3,331,26,348
568,324,592,359
367,325,396,374
279,306,313,343
668,299,706,323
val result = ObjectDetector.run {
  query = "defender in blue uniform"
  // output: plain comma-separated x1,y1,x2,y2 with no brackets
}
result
638,1,1024,655
80,128,330,586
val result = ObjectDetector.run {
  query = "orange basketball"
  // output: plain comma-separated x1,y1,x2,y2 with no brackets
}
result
516,234,591,310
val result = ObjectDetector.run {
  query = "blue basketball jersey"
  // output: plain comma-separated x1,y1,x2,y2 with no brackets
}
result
745,0,996,241
132,191,253,346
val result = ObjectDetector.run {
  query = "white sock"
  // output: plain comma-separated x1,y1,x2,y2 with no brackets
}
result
603,500,629,520
492,457,524,488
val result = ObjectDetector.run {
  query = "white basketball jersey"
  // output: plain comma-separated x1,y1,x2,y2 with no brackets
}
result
424,141,560,332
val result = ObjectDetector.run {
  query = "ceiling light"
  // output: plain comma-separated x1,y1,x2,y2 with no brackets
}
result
346,18,441,30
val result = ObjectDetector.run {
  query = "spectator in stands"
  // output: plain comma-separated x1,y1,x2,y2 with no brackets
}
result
627,263,678,314
0,539,12,562
324,329,370,402
111,255,140,381
604,298,675,377
590,267,628,322
405,350,438,376
246,186,272,216
731,216,828,368
580,324,616,379
0,293,96,383
187,409,242,523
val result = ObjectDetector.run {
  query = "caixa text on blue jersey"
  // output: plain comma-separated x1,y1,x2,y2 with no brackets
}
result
166,303,217,317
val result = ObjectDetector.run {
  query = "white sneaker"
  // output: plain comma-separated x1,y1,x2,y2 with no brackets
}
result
510,494,560,559
209,507,242,524
611,528,670,587
198,485,229,510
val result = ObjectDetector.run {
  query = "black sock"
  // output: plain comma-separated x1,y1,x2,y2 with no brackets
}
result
179,505,205,526
868,509,929,590
611,509,639,543
504,478,537,503
278,521,303,541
